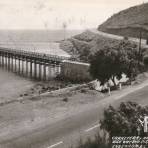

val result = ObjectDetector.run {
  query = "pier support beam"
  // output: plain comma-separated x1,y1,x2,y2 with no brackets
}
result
5,56,7,70
22,59,24,75
58,63,61,74
53,63,56,77
2,55,4,68
34,61,37,79
38,63,42,80
48,65,52,80
11,56,13,72
8,56,10,71
18,59,21,74
0,54,1,66
26,60,28,77
43,64,46,81
0,54,2,67
30,61,32,78
14,56,17,73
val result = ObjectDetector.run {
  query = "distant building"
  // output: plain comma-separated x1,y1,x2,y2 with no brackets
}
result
61,60,91,81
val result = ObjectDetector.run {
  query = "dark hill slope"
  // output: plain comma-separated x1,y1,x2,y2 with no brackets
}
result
60,30,120,62
99,3,148,39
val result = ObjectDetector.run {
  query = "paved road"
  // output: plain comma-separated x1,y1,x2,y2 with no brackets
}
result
90,29,148,48
1,82,148,148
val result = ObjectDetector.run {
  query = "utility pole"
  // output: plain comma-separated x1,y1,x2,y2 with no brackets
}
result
138,27,142,67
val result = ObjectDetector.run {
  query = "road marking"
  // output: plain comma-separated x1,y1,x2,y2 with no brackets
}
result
48,141,63,148
85,124,100,132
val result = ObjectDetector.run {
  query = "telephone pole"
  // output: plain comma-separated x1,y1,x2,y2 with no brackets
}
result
138,27,142,66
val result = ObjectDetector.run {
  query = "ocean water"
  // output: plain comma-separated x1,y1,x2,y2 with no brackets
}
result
0,29,83,42
0,29,83,56
0,30,82,100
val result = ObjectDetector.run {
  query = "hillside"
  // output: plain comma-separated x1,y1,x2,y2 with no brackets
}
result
98,3,148,39
60,30,121,62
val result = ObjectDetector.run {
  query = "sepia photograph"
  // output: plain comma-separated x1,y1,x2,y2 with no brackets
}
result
0,0,148,147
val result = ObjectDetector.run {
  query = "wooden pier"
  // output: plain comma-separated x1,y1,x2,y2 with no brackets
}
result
0,47,69,81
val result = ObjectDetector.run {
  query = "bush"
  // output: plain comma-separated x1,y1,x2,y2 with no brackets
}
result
62,97,68,102
73,101,148,148
144,55,148,66
74,132,110,148
100,101,148,137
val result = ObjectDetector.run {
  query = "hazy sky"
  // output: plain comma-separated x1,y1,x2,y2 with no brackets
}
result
0,0,148,30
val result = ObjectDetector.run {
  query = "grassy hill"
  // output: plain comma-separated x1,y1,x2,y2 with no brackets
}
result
98,3,148,39
60,30,120,62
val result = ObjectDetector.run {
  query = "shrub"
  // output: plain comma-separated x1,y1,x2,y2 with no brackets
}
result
144,55,148,66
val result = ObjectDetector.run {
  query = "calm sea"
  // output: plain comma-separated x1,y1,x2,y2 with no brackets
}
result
0,29,83,100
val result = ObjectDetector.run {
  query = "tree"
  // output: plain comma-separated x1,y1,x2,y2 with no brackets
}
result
72,101,148,148
144,55,148,66
89,47,121,86
118,41,145,79
89,40,144,86
100,102,148,138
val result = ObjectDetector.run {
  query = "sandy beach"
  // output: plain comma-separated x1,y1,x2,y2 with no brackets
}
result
0,68,35,103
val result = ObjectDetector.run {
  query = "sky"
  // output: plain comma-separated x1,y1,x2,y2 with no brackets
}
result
0,0,148,30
